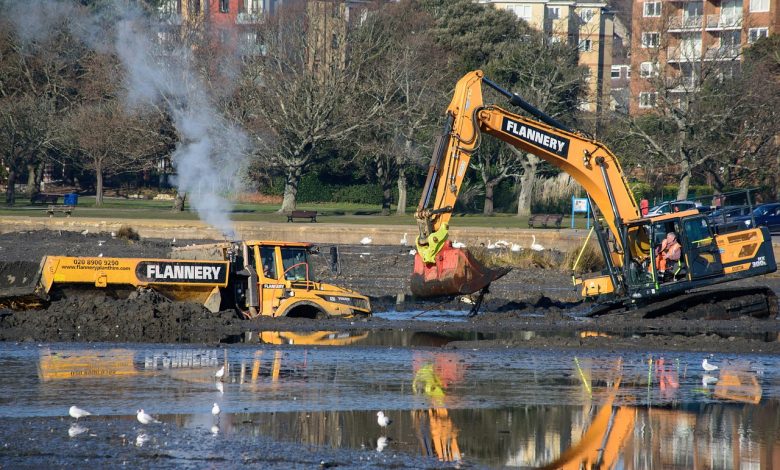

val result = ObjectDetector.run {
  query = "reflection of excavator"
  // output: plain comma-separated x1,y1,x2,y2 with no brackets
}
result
413,70,777,316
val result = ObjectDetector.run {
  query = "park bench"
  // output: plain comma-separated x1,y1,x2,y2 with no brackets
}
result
287,210,318,223
31,193,61,205
528,214,563,229
47,205,74,217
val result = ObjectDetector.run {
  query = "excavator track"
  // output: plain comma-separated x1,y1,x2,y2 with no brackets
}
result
589,286,778,320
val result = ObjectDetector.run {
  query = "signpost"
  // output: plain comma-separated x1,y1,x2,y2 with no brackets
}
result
571,197,590,229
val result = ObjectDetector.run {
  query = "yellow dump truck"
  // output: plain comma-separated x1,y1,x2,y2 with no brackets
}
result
0,240,370,319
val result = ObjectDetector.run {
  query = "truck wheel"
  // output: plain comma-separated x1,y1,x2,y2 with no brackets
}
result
283,301,327,319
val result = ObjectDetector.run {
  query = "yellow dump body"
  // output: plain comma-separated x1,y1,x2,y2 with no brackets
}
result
39,256,228,311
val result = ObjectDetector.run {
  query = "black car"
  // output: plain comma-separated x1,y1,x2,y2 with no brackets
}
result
707,205,752,224
732,203,780,233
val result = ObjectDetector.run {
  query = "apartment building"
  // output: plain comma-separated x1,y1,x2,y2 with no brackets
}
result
479,0,615,117
629,0,778,114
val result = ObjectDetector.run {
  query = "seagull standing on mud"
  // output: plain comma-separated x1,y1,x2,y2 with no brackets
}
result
702,358,718,372
69,405,91,420
376,411,392,428
137,409,161,425
215,365,225,381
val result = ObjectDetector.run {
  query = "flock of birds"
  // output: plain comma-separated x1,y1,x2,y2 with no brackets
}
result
66,363,395,451
360,232,545,254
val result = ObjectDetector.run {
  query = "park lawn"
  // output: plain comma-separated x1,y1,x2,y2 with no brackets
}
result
0,196,594,229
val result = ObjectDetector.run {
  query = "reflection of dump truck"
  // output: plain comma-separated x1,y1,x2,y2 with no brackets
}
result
0,240,370,319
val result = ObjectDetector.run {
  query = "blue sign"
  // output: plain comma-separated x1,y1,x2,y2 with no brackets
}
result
571,197,591,229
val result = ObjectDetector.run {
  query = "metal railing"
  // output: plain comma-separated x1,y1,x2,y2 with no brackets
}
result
706,14,743,29
668,15,703,31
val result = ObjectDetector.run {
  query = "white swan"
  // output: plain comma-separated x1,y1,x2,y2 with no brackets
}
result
452,241,466,249
400,233,408,246
486,240,497,250
510,243,522,252
494,240,510,249
530,235,544,252
360,236,373,245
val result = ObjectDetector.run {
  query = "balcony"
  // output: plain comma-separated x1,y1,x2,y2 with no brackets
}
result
668,15,703,32
668,76,700,92
704,45,741,60
236,12,263,24
705,14,742,30
667,46,702,63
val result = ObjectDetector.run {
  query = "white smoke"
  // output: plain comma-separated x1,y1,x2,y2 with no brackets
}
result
6,0,250,238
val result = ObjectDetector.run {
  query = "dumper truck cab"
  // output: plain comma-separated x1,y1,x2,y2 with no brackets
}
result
224,240,371,319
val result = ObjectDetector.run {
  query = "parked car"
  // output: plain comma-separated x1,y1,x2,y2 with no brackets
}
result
707,205,753,224
732,203,780,233
646,200,698,216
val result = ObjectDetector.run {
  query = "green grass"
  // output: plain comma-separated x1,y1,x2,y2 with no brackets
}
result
0,196,595,229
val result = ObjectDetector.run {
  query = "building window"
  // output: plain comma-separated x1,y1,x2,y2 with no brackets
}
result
579,8,594,23
749,0,769,12
748,27,769,43
547,6,560,19
640,62,659,77
578,39,593,52
611,66,621,78
642,32,660,48
639,92,658,108
644,2,661,17
220,0,229,13
511,5,533,20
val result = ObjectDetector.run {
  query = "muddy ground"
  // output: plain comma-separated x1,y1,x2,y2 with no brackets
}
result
1,229,779,353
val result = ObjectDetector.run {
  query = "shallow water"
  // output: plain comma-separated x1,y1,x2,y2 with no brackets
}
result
1,342,779,468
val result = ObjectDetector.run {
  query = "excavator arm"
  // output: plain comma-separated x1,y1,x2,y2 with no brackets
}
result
413,70,640,298
416,70,639,259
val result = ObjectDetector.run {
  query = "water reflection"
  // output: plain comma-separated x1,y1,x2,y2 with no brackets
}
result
3,345,780,468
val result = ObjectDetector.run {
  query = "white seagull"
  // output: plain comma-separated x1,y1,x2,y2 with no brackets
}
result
409,249,417,256
69,405,92,420
68,423,88,438
215,365,225,380
212,403,221,417
530,235,544,252
80,229,89,236
400,233,408,246
376,411,392,428
360,236,373,245
702,358,718,372
136,409,161,425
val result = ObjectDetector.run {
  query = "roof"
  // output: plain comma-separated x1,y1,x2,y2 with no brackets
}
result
630,209,702,225
245,240,313,248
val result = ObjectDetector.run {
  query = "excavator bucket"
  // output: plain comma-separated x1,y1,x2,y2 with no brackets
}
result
411,242,510,298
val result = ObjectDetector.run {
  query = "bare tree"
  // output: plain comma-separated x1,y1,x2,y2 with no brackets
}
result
64,101,164,206
471,138,522,215
243,2,384,213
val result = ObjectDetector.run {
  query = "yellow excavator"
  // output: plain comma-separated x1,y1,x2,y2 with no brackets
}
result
413,70,777,317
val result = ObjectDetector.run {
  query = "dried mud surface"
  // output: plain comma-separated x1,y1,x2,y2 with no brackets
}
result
1,230,779,353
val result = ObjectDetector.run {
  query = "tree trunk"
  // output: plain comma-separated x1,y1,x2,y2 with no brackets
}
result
172,192,186,211
5,169,17,206
677,160,691,200
376,158,392,216
95,170,104,207
396,167,407,216
26,164,36,195
516,153,539,216
483,182,495,215
34,162,45,195
279,166,302,213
